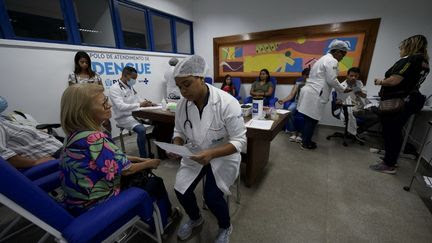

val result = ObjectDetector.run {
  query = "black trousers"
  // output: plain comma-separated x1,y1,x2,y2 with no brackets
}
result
380,108,413,167
302,114,319,145
175,164,230,229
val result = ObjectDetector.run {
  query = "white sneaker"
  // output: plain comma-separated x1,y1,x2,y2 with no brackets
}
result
289,134,297,142
177,216,204,240
215,225,233,243
295,136,302,143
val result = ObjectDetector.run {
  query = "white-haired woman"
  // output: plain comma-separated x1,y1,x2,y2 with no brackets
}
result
297,39,352,149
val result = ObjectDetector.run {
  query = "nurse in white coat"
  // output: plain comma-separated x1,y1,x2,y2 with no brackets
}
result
109,66,153,157
297,40,352,149
171,55,246,243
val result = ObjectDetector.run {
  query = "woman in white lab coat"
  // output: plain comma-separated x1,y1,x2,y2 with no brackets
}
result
297,40,352,149
170,55,246,243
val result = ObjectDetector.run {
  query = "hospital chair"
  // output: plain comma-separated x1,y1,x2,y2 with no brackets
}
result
244,77,278,106
0,160,60,242
231,77,242,101
0,158,166,243
9,110,64,142
19,159,60,181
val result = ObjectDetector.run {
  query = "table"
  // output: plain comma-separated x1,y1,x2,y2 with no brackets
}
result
133,109,175,159
133,109,289,187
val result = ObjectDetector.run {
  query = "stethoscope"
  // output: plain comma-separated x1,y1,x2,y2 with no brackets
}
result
118,80,137,95
182,100,200,150
184,100,193,129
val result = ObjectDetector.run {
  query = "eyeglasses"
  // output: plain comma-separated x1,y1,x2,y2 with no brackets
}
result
102,96,110,110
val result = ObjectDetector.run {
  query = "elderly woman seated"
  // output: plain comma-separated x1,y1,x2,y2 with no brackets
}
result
59,83,178,227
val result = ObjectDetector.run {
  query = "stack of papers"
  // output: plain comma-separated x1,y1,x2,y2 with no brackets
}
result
138,105,163,110
424,176,432,188
245,119,274,130
154,141,194,157
276,109,290,115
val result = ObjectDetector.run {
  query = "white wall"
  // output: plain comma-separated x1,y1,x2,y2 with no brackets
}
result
0,0,194,138
0,40,187,137
192,0,432,127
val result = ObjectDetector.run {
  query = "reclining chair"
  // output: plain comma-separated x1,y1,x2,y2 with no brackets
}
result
9,110,64,142
0,158,165,243
231,77,242,101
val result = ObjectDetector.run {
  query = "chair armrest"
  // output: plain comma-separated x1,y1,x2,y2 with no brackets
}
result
244,96,252,104
283,100,294,109
269,97,278,107
62,187,153,243
36,124,61,130
33,171,60,192
21,159,60,180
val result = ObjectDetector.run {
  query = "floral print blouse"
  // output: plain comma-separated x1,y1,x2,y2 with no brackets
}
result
60,130,131,215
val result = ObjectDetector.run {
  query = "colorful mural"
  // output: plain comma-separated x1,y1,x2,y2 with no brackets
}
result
219,33,365,77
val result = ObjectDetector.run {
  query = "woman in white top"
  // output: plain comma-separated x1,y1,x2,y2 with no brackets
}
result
68,51,110,132
297,40,352,149
171,55,246,243
67,51,102,86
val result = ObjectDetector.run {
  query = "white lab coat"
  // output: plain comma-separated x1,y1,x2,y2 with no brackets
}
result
297,53,345,120
337,80,368,135
173,84,246,195
109,80,141,130
164,66,182,99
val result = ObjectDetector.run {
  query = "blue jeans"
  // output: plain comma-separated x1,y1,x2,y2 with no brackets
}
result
132,124,148,158
302,114,318,146
175,164,230,229
285,102,297,132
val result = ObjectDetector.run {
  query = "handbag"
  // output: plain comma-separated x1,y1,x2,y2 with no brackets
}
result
379,98,405,114
121,169,154,189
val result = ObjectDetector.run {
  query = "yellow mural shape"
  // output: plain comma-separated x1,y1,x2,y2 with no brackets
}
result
244,53,295,72
297,37,306,44
338,57,354,72
256,43,279,54
222,47,236,60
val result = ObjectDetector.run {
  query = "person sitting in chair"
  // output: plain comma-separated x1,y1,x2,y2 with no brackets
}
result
109,66,154,158
59,84,179,225
0,96,62,168
250,69,274,105
336,67,378,137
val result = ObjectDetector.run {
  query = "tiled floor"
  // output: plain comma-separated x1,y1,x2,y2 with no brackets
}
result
1,126,432,242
